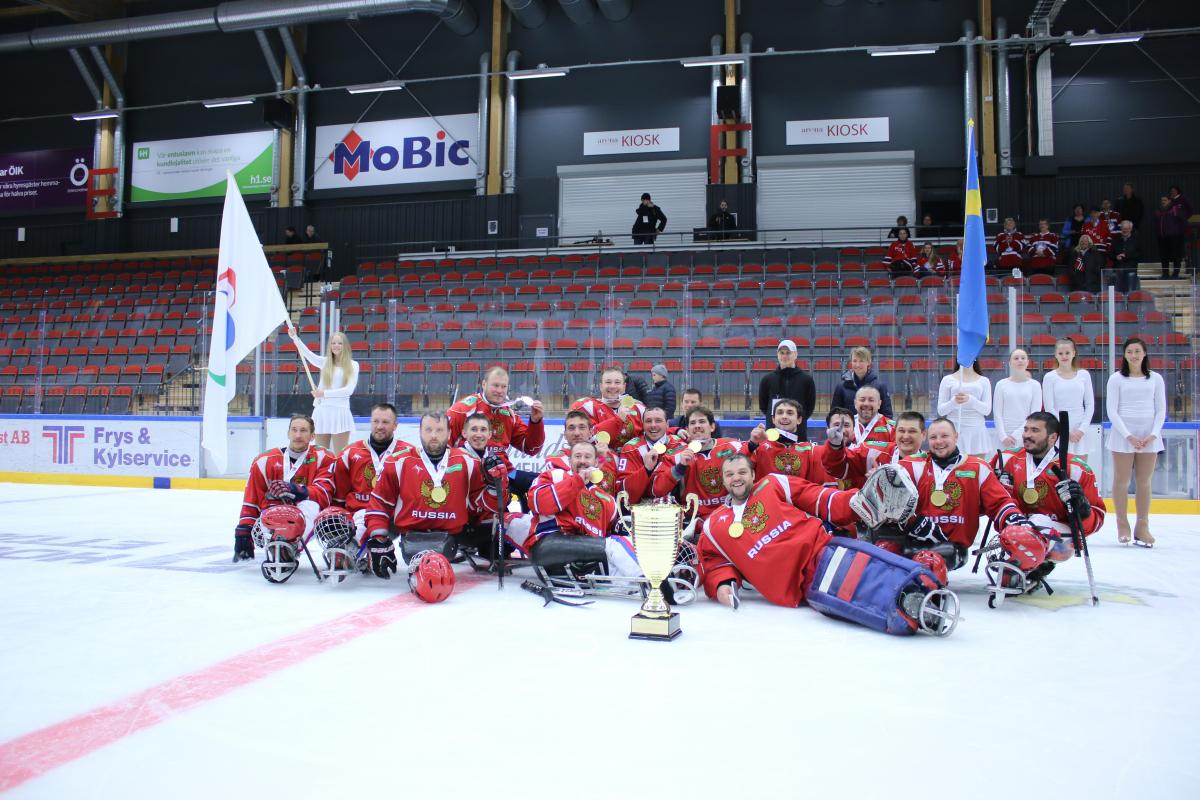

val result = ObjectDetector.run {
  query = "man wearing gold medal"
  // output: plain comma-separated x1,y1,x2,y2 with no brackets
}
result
651,406,749,518
615,405,687,504
892,417,1029,581
747,399,830,483
363,413,504,579
823,411,927,489
569,367,646,448
325,403,413,542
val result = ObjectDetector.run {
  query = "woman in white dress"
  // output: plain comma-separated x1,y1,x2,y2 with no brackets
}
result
1106,337,1166,547
936,359,992,459
287,325,359,453
1041,337,1095,466
992,348,1043,450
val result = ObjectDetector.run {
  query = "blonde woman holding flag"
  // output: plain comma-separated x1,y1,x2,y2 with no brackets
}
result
287,323,359,453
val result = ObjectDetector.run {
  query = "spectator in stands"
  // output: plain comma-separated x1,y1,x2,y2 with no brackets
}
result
1027,218,1059,273
707,199,737,240
632,193,667,245
1061,203,1087,255
831,346,893,419
1082,206,1111,258
1100,198,1121,238
623,370,649,403
1168,185,1193,275
995,217,1025,271
1155,194,1187,279
1110,220,1142,293
645,364,677,418
284,225,299,245
887,215,909,239
758,339,817,440
943,239,964,274
673,388,721,436
1106,337,1167,547
1069,234,1104,293
913,242,942,276
303,223,320,243
287,324,358,453
884,227,918,277
918,213,938,237
1115,182,1144,230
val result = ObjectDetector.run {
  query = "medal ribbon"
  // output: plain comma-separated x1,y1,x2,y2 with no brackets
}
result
282,448,308,483
1025,448,1057,492
365,438,397,476
419,448,449,489
854,414,881,445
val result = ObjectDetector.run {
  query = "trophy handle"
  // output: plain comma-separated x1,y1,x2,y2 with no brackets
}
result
615,490,631,517
684,493,701,520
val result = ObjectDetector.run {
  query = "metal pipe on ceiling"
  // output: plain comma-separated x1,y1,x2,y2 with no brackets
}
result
503,0,547,29
740,32,753,184
68,48,105,206
996,16,1012,175
255,30,284,207
557,0,595,25
595,0,630,21
90,45,125,216
476,50,489,195
502,50,519,194
278,26,309,207
0,0,478,54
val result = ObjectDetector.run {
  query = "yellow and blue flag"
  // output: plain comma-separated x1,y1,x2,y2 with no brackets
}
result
957,120,988,367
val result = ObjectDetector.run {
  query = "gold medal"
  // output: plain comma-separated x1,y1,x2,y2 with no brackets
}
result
595,431,611,446
688,440,703,453
930,489,948,508
728,521,744,539
652,443,667,455
620,395,636,408
1023,486,1040,505
430,486,448,504
766,428,780,442
589,469,605,485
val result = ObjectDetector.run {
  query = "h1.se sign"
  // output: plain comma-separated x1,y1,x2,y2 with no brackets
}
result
786,117,890,145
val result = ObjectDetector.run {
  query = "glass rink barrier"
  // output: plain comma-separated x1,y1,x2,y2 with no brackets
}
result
0,242,1196,496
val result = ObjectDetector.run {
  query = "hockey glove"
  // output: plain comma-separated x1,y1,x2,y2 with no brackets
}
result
266,479,296,503
1054,478,1091,520
481,454,508,487
902,514,948,547
825,423,845,448
233,526,255,562
366,535,397,579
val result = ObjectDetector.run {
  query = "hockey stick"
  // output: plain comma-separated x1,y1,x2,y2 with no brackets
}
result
520,579,594,607
298,532,325,583
493,506,505,590
970,448,1007,574
1057,411,1099,606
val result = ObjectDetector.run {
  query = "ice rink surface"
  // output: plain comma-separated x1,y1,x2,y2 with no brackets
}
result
0,483,1196,800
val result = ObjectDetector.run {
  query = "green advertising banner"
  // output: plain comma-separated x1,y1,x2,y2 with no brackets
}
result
130,131,274,202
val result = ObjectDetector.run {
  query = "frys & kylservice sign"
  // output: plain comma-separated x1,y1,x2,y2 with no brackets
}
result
313,114,478,190
0,419,201,478
786,117,890,145
130,131,274,202
583,127,680,156
0,148,91,212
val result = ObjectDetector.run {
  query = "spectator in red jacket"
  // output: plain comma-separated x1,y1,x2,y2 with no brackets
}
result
885,227,918,277
994,217,1025,270
1082,207,1111,257
1027,219,1059,273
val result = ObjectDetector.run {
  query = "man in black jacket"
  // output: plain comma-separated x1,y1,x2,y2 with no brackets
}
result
1110,220,1142,293
632,193,667,245
758,339,817,440
708,199,737,240
830,346,893,418
1114,183,1144,231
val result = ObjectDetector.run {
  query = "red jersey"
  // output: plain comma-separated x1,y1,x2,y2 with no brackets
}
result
943,253,961,274
1081,219,1111,253
329,438,415,512
364,447,496,538
996,448,1104,537
995,230,1025,268
897,452,1022,549
852,414,895,446
885,240,918,269
615,432,686,503
543,447,619,497
751,436,828,484
526,467,619,548
651,438,749,518
447,393,545,471
238,446,336,528
1027,231,1059,269
1100,209,1121,237
570,396,645,448
822,440,922,489
698,475,858,607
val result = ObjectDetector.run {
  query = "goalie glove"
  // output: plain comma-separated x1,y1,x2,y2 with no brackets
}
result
1054,478,1090,520
366,535,397,579
266,479,308,504
233,526,255,562
849,464,918,529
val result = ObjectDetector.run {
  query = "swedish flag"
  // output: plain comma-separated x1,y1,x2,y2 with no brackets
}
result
957,120,988,367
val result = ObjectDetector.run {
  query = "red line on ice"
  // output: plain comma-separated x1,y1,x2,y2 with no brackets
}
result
0,574,487,792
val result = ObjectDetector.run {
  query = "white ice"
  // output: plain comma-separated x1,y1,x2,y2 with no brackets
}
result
0,483,1196,799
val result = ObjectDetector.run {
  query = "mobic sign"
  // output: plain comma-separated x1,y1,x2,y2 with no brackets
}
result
786,117,890,146
313,113,478,190
583,127,680,156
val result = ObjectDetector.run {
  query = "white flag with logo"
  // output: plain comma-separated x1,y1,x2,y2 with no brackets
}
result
202,172,289,473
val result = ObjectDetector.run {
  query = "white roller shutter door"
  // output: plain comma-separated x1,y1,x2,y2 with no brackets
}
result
557,159,707,246
756,151,916,242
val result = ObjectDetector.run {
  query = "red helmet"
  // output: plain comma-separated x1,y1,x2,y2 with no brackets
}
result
911,549,948,585
409,552,455,603
999,525,1048,571
254,505,306,545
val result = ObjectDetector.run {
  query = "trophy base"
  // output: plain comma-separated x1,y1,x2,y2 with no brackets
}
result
629,611,682,641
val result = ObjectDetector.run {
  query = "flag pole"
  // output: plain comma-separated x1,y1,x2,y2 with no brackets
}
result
286,319,319,391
